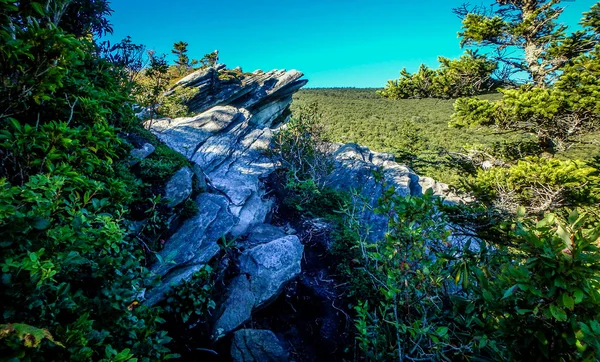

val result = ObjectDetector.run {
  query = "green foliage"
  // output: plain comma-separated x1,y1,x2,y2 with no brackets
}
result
457,1,599,86
134,51,170,121
341,189,473,360
466,211,600,360
138,145,190,184
337,183,600,361
452,45,600,151
270,103,335,212
379,51,498,99
0,1,174,360
171,41,190,75
160,266,216,352
158,86,199,118
0,323,64,349
162,266,216,326
463,157,600,214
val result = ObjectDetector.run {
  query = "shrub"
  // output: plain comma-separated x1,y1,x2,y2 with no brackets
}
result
451,46,600,152
270,103,335,212
466,210,600,360
158,86,199,118
338,182,600,361
462,157,600,214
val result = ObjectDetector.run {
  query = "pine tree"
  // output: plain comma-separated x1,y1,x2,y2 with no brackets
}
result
172,41,190,74
455,0,599,87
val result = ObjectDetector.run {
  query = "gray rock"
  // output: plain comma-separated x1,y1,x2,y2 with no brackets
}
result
212,275,255,339
239,235,303,308
130,143,155,165
145,67,308,305
326,143,466,242
144,193,236,306
165,167,193,207
246,224,286,245
231,329,288,362
191,164,208,191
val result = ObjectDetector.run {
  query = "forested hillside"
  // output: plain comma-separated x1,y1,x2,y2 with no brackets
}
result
293,88,599,183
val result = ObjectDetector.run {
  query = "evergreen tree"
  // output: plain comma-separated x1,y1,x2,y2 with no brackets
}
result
172,41,190,74
455,0,599,87
451,3,600,152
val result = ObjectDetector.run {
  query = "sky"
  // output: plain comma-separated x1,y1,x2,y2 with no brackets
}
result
107,0,597,88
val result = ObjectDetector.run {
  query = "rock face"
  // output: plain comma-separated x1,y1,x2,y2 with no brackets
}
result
144,66,307,307
150,66,307,237
231,329,289,362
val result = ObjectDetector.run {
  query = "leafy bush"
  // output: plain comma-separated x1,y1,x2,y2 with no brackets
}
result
0,2,175,360
379,51,498,99
160,266,216,353
338,184,600,361
270,103,335,211
465,210,600,360
342,189,474,360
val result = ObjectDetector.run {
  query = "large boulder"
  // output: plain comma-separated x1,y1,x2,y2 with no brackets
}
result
239,235,304,308
164,166,193,207
230,329,289,362
212,234,303,339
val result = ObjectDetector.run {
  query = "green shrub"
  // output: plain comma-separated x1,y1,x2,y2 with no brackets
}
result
451,46,600,152
466,210,600,361
159,86,199,118
462,157,600,214
0,2,174,360
270,103,336,213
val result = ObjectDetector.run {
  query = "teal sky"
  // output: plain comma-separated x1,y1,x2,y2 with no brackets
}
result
107,0,597,88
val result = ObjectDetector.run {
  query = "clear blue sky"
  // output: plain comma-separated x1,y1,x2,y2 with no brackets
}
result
107,0,597,88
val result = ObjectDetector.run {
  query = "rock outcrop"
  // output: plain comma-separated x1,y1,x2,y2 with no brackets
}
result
144,66,307,308
327,143,464,242
143,65,470,358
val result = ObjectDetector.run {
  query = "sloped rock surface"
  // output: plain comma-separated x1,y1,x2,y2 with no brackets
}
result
150,67,307,237
231,329,289,362
144,193,236,306
144,67,307,306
